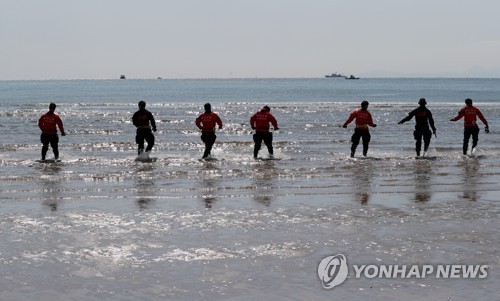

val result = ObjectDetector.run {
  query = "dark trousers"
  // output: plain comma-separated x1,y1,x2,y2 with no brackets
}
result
351,128,371,157
201,132,217,158
41,134,59,160
253,132,273,158
136,128,155,154
414,129,432,155
463,126,479,155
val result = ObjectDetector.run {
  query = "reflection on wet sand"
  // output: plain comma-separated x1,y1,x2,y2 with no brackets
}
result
251,161,279,206
350,160,374,204
201,178,219,209
461,158,480,201
199,162,222,209
413,159,433,203
134,163,157,210
36,164,63,211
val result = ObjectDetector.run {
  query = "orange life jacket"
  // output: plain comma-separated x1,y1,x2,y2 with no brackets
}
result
38,112,64,134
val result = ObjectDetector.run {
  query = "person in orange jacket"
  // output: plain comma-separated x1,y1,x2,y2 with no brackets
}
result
450,98,489,155
196,103,223,158
38,103,66,160
250,105,279,158
343,101,377,157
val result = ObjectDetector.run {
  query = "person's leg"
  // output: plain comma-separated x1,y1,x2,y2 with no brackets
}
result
362,131,371,157
263,132,274,156
471,126,479,151
202,133,216,158
41,134,49,160
253,133,263,158
145,131,155,152
414,130,423,156
463,127,472,155
50,135,59,159
351,129,361,157
423,130,432,154
136,130,145,155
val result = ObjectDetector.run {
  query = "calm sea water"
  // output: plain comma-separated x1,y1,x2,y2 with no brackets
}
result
1,78,499,300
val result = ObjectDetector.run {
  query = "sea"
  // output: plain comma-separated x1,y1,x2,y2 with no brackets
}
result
0,78,499,300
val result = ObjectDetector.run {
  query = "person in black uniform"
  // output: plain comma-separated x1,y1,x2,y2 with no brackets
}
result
398,98,436,157
132,100,157,155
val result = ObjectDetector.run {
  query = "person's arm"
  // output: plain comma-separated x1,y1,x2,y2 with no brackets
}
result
476,109,488,127
149,111,157,131
343,111,356,127
269,114,278,130
367,112,377,128
195,115,202,130
250,114,256,129
57,115,66,136
216,114,222,129
428,109,436,133
132,112,138,127
450,108,464,121
398,109,415,124
38,116,44,131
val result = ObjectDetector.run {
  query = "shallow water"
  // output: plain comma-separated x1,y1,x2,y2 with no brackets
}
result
1,79,499,300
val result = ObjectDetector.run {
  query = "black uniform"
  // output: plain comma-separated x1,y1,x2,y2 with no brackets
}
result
132,108,157,154
399,106,436,156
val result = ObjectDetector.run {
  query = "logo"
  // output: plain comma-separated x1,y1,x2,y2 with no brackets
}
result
318,254,489,289
317,254,349,289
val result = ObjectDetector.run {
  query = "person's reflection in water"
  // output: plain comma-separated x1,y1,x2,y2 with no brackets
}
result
134,164,156,210
461,158,480,201
350,160,374,205
37,164,63,211
200,178,219,209
197,162,222,209
251,161,278,207
413,160,433,203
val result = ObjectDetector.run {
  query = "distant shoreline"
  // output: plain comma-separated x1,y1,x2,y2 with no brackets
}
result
1,76,500,81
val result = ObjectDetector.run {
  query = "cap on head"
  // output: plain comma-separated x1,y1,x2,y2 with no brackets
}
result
418,98,427,106
49,103,56,110
465,98,473,106
361,100,369,108
138,100,146,108
263,105,270,112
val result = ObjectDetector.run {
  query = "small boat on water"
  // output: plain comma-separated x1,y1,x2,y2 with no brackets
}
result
120,75,126,79
325,72,345,78
345,75,359,80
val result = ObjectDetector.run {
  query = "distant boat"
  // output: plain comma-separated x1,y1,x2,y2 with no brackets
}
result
325,72,345,78
345,75,360,80
120,75,126,79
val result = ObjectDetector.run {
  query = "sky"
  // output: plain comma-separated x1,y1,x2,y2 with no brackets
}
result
1,0,500,80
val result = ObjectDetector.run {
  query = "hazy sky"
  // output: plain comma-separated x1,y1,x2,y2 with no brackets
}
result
2,0,500,80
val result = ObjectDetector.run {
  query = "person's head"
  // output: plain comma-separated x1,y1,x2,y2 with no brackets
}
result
49,103,56,112
204,103,212,113
262,105,270,112
138,100,146,109
418,98,427,106
361,100,369,110
465,98,473,106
